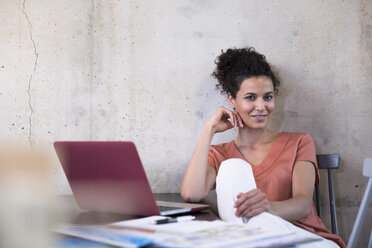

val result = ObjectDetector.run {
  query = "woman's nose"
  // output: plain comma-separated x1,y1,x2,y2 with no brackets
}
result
255,99,265,111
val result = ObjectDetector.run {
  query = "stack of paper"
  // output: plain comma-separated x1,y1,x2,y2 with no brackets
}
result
55,215,321,248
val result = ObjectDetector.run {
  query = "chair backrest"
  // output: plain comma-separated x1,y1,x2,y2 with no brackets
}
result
315,154,340,235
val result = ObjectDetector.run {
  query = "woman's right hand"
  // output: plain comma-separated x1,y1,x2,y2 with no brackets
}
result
207,106,243,134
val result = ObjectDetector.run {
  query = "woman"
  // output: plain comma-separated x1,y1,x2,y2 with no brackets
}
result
180,47,345,248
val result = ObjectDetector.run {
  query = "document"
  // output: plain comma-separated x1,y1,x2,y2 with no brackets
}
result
55,215,321,248
110,215,229,233
110,216,321,247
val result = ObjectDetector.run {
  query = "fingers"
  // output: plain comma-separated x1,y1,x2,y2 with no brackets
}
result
225,108,244,130
240,204,267,218
221,107,242,131
234,189,268,218
234,189,260,207
225,109,237,131
236,112,244,128
217,107,238,131
209,106,244,133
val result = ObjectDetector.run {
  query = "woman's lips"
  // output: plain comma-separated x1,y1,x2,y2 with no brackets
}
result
251,115,267,121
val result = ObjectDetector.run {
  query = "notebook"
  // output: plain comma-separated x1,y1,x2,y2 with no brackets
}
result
54,141,209,216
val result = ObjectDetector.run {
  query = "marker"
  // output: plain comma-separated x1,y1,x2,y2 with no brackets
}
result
151,215,195,225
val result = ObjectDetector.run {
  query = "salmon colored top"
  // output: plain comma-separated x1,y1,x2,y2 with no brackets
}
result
208,132,345,248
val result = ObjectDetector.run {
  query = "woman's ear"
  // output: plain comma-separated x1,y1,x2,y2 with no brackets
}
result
227,93,236,109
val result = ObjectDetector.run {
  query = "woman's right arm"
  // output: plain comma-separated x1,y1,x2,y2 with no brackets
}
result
180,107,243,202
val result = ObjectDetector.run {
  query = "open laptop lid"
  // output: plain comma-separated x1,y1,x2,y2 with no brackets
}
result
54,141,160,216
54,141,209,216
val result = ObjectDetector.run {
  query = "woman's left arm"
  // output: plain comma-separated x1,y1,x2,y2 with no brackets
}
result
268,161,316,221
234,160,315,221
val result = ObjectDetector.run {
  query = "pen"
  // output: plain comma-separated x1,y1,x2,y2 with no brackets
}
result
151,215,195,225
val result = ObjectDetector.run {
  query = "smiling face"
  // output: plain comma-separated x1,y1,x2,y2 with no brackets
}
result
228,76,275,130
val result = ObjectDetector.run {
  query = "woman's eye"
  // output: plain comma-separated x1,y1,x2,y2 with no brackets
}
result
245,95,256,101
264,95,273,101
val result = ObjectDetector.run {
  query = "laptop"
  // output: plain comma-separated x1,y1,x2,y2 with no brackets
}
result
54,141,209,216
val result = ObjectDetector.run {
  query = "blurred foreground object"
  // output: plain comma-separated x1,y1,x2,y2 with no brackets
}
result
0,145,53,248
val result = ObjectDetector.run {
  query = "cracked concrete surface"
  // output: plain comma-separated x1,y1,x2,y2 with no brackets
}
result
0,0,371,246
21,0,38,146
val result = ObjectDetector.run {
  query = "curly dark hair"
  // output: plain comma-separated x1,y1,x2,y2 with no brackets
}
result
212,47,280,98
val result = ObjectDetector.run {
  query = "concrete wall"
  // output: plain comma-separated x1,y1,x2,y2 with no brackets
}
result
1,0,371,246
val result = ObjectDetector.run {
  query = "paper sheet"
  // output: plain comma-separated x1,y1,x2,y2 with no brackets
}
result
109,216,318,248
110,215,229,233
55,215,322,248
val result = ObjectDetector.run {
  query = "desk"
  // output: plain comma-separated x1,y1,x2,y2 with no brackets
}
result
55,193,218,247
56,193,217,226
55,194,333,248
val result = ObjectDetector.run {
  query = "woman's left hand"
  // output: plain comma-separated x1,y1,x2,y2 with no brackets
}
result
234,189,270,218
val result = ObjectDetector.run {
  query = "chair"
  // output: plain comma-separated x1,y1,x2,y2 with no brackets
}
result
347,158,372,248
315,154,340,235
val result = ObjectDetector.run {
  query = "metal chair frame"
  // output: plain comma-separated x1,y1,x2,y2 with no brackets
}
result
315,154,340,235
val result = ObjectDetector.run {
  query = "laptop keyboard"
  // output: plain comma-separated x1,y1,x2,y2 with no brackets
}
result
158,205,182,212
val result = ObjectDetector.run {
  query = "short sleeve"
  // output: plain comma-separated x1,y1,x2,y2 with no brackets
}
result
207,143,232,172
295,134,320,185
207,147,218,170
